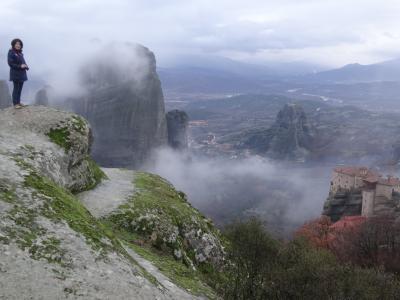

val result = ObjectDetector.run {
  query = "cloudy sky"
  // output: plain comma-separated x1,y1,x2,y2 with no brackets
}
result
1,0,400,71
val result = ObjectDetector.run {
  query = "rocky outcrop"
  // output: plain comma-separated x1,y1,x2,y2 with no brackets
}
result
0,80,11,109
323,189,362,222
0,106,220,299
241,103,314,161
34,87,50,106
166,110,189,149
68,43,168,168
0,106,99,192
99,172,225,269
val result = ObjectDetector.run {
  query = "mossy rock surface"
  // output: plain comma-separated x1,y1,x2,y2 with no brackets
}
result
0,106,200,299
101,171,227,298
104,172,226,268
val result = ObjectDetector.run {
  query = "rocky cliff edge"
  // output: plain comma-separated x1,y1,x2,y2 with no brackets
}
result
0,106,223,299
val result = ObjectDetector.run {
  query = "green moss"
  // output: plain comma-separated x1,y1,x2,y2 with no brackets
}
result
71,116,87,135
21,170,162,286
86,156,108,188
113,228,217,299
29,237,69,266
69,156,108,194
2,143,166,287
0,183,16,204
128,172,219,235
104,172,225,261
46,127,72,151
102,171,224,297
2,202,71,266
24,172,115,254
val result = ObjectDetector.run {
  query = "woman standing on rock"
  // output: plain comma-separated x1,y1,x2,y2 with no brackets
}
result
8,38,29,109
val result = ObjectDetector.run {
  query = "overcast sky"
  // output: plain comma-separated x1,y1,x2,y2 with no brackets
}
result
1,0,400,71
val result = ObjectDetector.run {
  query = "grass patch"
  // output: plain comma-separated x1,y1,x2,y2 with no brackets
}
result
102,171,224,297
46,127,71,151
83,157,108,191
21,170,162,285
24,171,117,254
3,201,70,266
128,172,218,235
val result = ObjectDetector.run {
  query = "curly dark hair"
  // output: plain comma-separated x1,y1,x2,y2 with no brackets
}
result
11,38,23,50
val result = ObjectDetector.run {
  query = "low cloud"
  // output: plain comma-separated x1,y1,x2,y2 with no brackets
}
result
142,147,330,236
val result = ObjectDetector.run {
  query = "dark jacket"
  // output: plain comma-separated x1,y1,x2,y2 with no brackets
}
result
8,49,28,82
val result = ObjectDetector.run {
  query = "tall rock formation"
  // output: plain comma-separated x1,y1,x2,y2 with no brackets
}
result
69,43,167,168
34,86,50,106
242,103,314,161
323,190,363,222
166,109,189,149
0,80,11,109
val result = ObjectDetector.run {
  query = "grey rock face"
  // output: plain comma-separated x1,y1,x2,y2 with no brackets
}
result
166,109,189,149
70,43,168,168
268,103,314,160
242,103,314,161
322,190,362,222
0,106,201,299
0,80,12,109
0,106,96,192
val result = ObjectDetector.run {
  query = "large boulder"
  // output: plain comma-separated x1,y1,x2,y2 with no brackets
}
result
68,43,168,168
166,109,189,149
0,106,100,192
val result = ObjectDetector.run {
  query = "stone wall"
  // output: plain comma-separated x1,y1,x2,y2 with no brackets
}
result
376,184,394,199
330,171,356,193
361,190,375,217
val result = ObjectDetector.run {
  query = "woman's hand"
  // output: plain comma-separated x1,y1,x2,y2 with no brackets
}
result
21,64,28,69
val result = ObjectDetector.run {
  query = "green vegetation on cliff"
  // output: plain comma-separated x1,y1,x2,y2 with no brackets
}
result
104,172,224,263
1,156,159,286
102,171,225,298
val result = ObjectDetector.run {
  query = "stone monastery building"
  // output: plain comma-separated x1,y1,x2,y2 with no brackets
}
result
330,166,400,217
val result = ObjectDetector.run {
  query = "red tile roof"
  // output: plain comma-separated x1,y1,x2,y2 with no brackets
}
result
363,175,379,183
334,166,400,187
378,176,400,186
334,166,379,179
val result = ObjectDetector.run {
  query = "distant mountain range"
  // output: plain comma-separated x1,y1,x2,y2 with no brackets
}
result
158,55,324,94
300,58,400,83
160,55,400,91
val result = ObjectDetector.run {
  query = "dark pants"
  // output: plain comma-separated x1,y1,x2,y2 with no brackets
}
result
12,81,24,105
